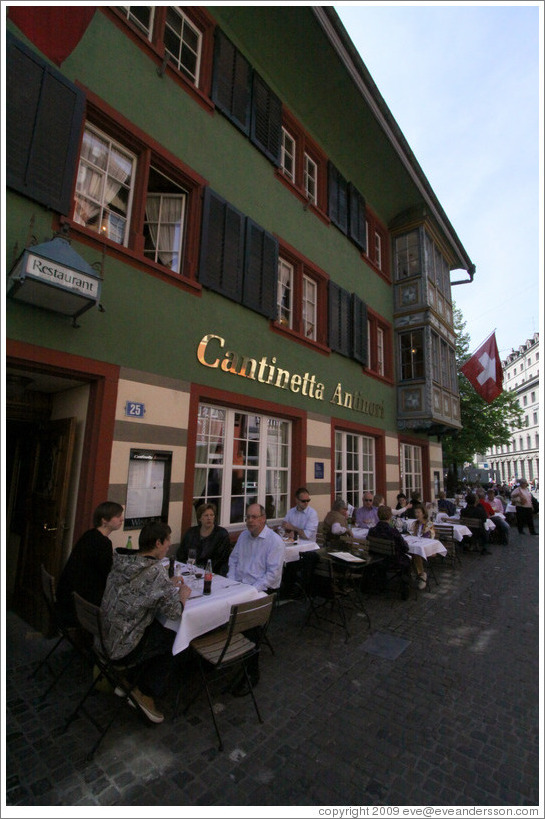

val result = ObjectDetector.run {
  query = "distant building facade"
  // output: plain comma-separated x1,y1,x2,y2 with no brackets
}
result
480,333,539,484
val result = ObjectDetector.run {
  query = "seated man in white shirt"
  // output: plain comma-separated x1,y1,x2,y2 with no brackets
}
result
282,487,319,541
227,503,285,695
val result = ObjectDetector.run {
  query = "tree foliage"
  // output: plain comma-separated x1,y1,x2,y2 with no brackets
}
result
441,305,523,469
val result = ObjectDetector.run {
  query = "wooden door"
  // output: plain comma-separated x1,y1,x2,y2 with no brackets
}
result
13,417,76,634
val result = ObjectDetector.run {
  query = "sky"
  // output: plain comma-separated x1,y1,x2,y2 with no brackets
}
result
335,0,543,360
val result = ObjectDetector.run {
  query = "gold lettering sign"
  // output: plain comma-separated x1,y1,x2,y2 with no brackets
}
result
196,334,384,419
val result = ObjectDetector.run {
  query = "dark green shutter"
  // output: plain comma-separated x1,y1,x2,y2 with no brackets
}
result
328,162,348,235
351,294,368,364
348,183,367,251
243,219,278,319
250,72,282,166
6,32,85,215
199,188,245,304
211,28,251,135
328,281,351,357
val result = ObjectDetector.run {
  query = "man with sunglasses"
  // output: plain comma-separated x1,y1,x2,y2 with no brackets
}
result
282,487,319,541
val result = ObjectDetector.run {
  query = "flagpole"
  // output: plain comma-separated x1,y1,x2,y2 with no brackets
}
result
466,329,497,359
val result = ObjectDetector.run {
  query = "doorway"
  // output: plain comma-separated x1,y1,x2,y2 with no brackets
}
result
5,369,88,632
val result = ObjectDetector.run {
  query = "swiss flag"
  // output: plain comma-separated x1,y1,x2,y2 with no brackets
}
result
460,333,503,403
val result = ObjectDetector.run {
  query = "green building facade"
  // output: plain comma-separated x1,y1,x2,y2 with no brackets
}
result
5,6,474,630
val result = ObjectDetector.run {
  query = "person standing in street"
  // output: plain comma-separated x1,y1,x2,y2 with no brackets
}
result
511,479,537,535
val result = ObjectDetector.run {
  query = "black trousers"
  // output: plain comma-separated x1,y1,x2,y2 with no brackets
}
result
121,619,175,698
516,506,536,534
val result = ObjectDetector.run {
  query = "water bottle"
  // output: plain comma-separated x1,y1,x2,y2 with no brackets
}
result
203,559,213,595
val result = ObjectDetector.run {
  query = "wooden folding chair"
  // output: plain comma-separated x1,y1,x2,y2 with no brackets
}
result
179,594,275,751
434,524,461,567
28,565,91,702
366,536,415,599
62,592,144,761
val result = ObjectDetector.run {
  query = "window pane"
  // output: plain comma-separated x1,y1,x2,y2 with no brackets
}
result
164,7,202,85
144,167,187,272
395,230,420,279
118,6,154,37
302,275,317,340
74,124,135,246
335,430,375,510
281,128,295,180
277,258,293,327
400,330,424,380
304,153,317,203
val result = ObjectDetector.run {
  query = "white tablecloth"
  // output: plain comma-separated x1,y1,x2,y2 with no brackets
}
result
402,535,447,559
437,514,495,533
283,540,319,563
435,523,472,542
352,528,447,558
159,563,264,654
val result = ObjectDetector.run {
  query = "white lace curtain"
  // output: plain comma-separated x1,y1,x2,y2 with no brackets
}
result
145,194,183,269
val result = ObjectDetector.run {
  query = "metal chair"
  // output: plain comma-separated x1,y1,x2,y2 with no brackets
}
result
62,592,144,761
434,524,461,567
28,565,91,702
366,536,416,599
180,594,276,751
460,517,489,552
299,551,370,641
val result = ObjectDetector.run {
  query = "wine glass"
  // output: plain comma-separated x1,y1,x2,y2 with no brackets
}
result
187,548,197,577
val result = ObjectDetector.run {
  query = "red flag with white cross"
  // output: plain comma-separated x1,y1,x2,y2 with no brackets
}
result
460,332,503,403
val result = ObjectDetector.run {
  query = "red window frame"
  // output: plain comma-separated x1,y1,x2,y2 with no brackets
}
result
103,6,215,111
366,307,394,384
59,89,207,294
276,107,329,224
273,237,330,353
364,207,390,282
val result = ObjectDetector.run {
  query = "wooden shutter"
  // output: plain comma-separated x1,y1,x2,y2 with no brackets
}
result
199,188,245,304
328,281,351,357
348,183,367,251
250,72,282,166
243,219,279,319
351,294,368,365
328,162,348,235
6,32,85,215
211,28,251,135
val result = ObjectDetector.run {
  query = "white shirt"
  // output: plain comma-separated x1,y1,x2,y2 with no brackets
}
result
227,525,285,591
284,504,319,540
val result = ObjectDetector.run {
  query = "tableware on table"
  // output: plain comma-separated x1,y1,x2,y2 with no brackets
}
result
187,548,197,578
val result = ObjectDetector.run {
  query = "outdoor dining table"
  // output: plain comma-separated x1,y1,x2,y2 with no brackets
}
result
282,539,320,563
352,527,447,558
436,512,496,532
158,561,265,655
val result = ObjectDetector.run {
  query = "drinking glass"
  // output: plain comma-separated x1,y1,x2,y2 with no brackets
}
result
187,548,197,577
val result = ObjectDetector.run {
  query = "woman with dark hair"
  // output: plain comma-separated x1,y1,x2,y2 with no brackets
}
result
56,501,124,627
177,502,231,575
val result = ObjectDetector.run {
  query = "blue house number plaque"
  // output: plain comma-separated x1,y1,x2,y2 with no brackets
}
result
125,401,146,418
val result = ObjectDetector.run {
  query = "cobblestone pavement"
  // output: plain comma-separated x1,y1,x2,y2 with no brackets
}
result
4,527,541,811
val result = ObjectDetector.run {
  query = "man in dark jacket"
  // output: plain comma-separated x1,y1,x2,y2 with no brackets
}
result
368,506,411,599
